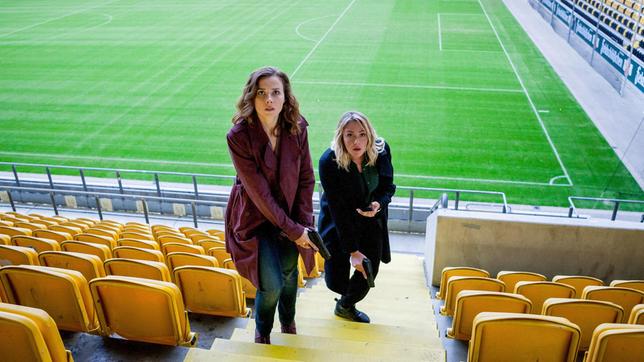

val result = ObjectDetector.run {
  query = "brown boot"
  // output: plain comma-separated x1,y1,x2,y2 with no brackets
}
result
254,329,271,344
281,321,297,334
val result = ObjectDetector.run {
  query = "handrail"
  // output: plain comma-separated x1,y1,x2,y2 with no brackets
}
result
568,196,644,221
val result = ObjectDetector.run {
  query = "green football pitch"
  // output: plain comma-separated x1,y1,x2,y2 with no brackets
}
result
1,0,642,207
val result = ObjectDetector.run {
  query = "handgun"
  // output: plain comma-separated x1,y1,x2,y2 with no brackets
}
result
307,229,332,260
362,257,375,288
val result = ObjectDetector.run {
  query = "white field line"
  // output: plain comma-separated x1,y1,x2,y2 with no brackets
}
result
477,0,573,186
291,0,357,79
295,14,336,42
437,13,443,51
47,13,113,41
549,175,568,185
0,0,118,39
397,173,571,187
295,80,523,93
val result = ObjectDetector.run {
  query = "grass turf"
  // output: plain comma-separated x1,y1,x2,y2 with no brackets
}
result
0,0,642,208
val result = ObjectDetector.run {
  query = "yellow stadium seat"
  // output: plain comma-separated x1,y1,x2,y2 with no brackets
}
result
610,280,644,293
14,222,47,232
0,220,12,227
584,323,644,362
161,242,205,256
112,246,164,263
468,312,581,362
158,235,193,246
173,266,251,318
117,238,159,250
38,251,106,282
11,235,61,253
166,252,219,271
50,225,82,237
33,230,71,243
0,226,32,237
628,304,644,324
298,255,320,278
553,275,604,297
0,234,10,245
441,276,505,316
153,231,184,240
0,265,98,332
34,219,58,228
62,221,90,231
74,233,116,249
583,286,644,322
447,291,532,340
0,245,39,266
85,227,118,241
61,241,112,262
207,246,232,266
90,275,197,346
315,251,325,273
437,267,490,300
104,258,171,282
0,305,73,362
119,231,154,241
496,271,546,293
514,281,576,313
124,221,149,229
223,259,256,299
179,226,205,236
543,298,623,351
205,229,224,239
186,233,216,244
196,239,225,252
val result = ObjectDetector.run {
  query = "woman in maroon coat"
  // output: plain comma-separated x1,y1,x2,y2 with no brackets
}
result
225,66,318,344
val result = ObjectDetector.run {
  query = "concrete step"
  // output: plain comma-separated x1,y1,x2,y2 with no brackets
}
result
306,284,430,299
231,328,445,361
300,288,433,307
184,346,287,361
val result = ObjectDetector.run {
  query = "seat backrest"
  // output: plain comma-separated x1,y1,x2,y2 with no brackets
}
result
84,228,118,241
173,266,249,318
0,234,10,245
161,243,205,256
583,286,644,322
196,239,225,252
223,259,256,299
438,267,490,300
112,246,164,263
629,304,644,324
0,310,55,362
468,312,580,362
119,232,154,242
441,276,505,316
514,281,576,313
33,230,71,243
205,229,224,240
157,235,193,246
610,280,644,293
14,222,48,232
0,226,32,237
542,298,623,350
104,258,171,282
50,225,81,237
0,245,40,266
38,251,106,282
552,275,604,297
0,303,71,362
166,252,219,271
0,265,97,332
89,275,197,346
11,236,61,253
585,323,644,362
187,233,215,244
117,238,159,250
74,233,116,249
448,291,531,341
207,247,233,266
61,241,112,262
496,271,546,293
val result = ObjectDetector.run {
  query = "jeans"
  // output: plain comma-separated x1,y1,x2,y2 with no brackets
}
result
254,232,299,337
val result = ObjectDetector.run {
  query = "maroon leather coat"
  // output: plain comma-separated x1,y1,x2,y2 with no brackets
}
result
225,117,316,288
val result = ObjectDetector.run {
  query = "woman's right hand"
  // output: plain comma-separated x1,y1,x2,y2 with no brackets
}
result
350,250,367,279
294,230,319,251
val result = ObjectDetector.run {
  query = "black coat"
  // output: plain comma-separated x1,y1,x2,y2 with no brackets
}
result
317,142,396,263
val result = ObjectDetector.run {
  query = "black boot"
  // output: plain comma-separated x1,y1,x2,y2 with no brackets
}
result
334,298,370,323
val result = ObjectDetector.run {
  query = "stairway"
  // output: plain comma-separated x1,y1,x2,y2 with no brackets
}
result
184,253,445,361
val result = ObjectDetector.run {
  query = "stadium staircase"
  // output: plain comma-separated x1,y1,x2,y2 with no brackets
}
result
184,253,446,361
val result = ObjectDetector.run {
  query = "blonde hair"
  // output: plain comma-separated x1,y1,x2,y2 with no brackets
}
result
331,111,380,171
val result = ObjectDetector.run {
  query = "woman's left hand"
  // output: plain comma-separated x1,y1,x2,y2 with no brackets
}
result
356,201,380,218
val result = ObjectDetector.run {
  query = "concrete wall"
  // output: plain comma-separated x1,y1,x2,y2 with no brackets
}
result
425,209,644,287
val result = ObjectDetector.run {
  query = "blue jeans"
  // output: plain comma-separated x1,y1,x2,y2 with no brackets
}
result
254,232,299,337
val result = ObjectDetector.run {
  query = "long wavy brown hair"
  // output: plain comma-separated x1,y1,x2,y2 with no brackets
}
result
232,66,301,136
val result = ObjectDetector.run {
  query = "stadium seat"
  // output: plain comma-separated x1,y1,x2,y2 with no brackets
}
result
11,235,61,253
74,233,116,249
166,252,219,271
0,226,32,237
582,286,644,322
584,323,644,362
447,291,532,340
61,241,112,262
117,238,160,250
628,304,644,324
112,246,164,263
0,265,98,332
89,275,197,346
0,304,73,362
223,259,256,299
62,221,90,231
14,221,47,232
496,271,547,293
50,225,82,237
0,245,39,266
38,251,106,282
298,255,320,278
186,233,216,244
441,277,506,316
119,231,154,242
205,229,224,239
158,235,193,246
173,266,251,318
467,312,581,362
207,246,232,266
196,239,225,252
553,275,604,297
514,281,576,313
154,230,184,240
0,234,10,245
437,267,490,300
104,258,171,282
542,298,623,350
610,279,644,292
85,227,118,241
33,230,72,243
161,242,205,256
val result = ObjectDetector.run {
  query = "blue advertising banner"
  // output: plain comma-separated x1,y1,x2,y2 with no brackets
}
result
627,61,644,92
595,37,629,74
574,17,595,47
554,3,572,26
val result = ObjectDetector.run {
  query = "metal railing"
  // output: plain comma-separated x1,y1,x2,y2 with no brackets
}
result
568,196,644,221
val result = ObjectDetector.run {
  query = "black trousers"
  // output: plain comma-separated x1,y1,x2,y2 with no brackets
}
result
324,218,383,306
